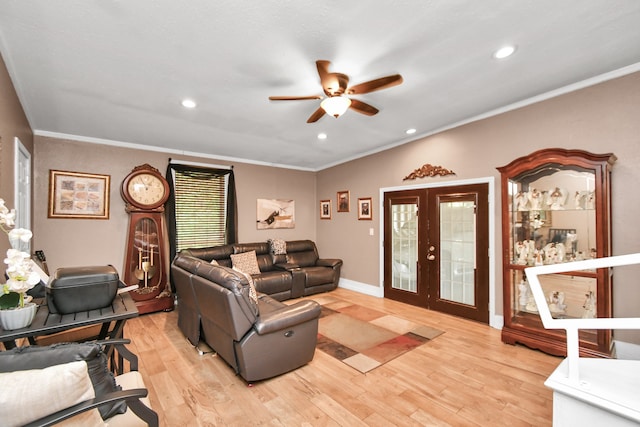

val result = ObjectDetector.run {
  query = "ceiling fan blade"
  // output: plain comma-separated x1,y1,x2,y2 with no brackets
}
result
316,60,341,96
269,95,322,101
316,60,331,83
347,74,403,95
349,99,379,116
307,107,326,123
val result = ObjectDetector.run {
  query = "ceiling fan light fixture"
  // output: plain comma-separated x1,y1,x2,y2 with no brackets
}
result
321,96,352,118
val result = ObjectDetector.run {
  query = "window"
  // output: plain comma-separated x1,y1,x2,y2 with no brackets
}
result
166,163,237,261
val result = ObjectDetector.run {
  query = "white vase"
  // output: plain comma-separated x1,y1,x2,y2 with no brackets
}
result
0,302,37,330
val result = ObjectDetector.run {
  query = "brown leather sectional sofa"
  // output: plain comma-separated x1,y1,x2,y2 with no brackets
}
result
178,240,342,301
170,240,342,381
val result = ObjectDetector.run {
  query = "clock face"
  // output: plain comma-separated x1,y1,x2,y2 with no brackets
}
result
126,173,167,207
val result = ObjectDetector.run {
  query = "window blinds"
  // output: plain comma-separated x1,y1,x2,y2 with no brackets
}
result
173,169,228,251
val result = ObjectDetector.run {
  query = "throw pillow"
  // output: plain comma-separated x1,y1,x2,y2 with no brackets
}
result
230,250,261,275
0,341,126,420
233,266,259,304
268,238,287,255
0,360,106,427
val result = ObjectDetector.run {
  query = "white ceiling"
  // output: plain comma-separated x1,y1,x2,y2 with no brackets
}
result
1,1,639,171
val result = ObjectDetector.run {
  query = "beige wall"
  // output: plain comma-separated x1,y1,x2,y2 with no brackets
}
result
32,137,317,274
3,49,639,342
0,52,33,256
317,72,640,341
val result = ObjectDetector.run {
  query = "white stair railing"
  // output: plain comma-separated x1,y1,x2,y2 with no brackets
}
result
525,253,640,383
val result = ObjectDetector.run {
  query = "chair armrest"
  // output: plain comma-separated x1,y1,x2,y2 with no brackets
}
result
24,388,158,427
254,300,321,335
95,339,139,373
273,262,300,271
316,258,342,268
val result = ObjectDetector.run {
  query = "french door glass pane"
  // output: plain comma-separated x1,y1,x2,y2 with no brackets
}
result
391,203,418,292
440,200,475,305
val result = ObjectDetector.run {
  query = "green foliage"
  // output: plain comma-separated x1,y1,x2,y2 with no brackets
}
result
0,291,20,309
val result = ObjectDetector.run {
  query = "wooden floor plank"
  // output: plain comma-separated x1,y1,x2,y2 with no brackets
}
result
123,288,559,426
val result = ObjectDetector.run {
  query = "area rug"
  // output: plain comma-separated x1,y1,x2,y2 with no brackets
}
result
313,295,444,373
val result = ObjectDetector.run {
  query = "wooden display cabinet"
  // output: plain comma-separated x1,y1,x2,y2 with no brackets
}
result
497,148,616,357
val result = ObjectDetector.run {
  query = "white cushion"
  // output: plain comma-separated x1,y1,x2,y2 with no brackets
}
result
0,360,105,427
268,238,287,255
233,267,259,304
230,250,261,275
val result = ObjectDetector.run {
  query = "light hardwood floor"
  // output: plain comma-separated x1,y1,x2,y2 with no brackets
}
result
124,288,560,426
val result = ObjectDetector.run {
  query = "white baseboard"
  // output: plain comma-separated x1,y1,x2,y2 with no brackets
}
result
339,278,504,330
338,278,384,298
614,340,640,360
491,314,504,330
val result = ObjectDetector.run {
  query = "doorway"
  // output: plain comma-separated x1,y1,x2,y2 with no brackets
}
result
383,183,490,323
14,137,31,253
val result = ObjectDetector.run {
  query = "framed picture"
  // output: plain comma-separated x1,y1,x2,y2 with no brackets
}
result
256,198,295,229
48,170,110,219
358,197,373,220
320,200,331,219
337,190,350,212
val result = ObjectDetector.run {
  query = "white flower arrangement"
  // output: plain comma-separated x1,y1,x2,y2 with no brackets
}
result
0,198,40,308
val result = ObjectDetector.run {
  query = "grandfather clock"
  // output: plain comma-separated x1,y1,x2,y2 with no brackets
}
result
121,164,174,314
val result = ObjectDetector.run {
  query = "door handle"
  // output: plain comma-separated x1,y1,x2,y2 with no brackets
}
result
427,245,436,261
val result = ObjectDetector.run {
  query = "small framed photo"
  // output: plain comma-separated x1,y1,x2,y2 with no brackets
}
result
320,200,331,219
337,190,350,212
48,170,110,219
358,197,373,220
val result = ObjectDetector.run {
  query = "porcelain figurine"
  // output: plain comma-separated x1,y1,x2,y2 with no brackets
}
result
586,191,596,209
527,188,543,210
582,290,596,318
534,249,544,266
548,291,566,315
518,279,529,308
547,187,566,210
515,191,529,211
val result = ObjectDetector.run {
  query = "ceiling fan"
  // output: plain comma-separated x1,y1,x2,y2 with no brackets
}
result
269,60,403,123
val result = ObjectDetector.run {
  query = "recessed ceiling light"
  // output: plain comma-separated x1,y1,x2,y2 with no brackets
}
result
181,99,197,109
405,128,416,135
494,45,516,59
317,133,327,140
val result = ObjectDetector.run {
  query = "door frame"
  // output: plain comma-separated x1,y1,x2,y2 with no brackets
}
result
379,176,501,328
14,137,31,253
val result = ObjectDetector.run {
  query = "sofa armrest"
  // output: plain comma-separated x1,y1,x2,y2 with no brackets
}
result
254,300,320,335
24,389,158,427
316,258,343,269
273,262,300,271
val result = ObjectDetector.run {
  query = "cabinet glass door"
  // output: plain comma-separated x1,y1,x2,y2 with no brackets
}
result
509,165,597,269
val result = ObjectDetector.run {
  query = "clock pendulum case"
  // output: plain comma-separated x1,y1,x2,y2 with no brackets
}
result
121,164,174,314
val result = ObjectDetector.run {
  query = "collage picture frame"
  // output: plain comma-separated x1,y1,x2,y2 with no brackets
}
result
48,170,110,219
